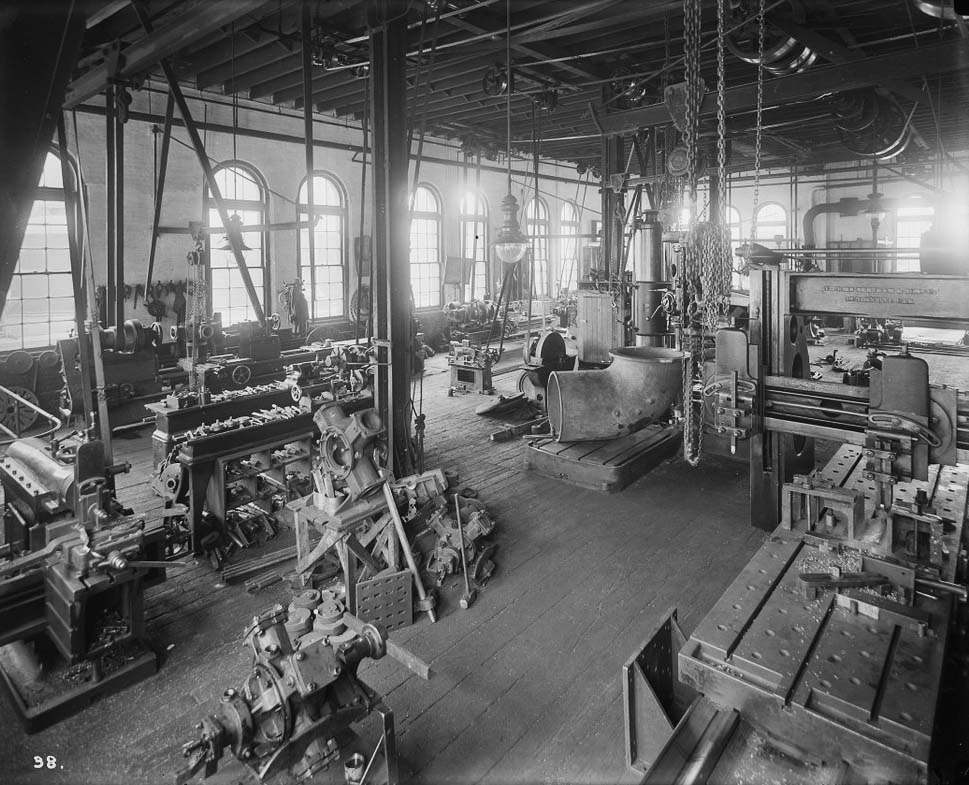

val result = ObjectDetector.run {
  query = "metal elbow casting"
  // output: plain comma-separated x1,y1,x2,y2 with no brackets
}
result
546,346,684,442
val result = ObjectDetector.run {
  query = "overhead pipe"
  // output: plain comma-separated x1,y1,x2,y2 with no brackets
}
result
546,346,684,442
802,195,935,247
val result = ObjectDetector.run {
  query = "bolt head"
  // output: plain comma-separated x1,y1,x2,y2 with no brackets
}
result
307,681,317,690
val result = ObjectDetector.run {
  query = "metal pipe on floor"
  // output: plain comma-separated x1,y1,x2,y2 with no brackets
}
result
546,346,684,442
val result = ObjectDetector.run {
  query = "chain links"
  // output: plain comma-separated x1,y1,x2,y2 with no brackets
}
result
750,0,766,245
680,0,733,467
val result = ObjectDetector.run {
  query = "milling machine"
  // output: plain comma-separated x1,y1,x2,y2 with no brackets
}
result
625,265,969,784
0,434,168,731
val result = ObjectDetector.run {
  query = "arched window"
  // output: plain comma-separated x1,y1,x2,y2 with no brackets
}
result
205,162,267,326
894,200,934,273
459,192,488,301
410,185,442,308
753,202,787,246
298,172,347,318
559,202,579,292
0,151,75,350
726,205,745,289
525,197,549,297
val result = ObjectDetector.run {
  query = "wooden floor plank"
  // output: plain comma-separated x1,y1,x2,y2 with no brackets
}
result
0,350,763,785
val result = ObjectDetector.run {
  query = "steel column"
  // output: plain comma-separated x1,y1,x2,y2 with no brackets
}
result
113,94,125,329
369,3,413,476
56,116,95,436
301,0,317,318
105,84,116,327
601,135,625,277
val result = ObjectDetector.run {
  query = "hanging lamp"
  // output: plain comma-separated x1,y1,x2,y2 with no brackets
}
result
493,0,527,265
218,214,251,252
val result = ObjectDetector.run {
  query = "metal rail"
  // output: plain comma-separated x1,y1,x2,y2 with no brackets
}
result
0,384,62,445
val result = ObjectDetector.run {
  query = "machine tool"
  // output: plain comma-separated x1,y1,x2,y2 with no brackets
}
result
625,265,969,784
175,600,399,785
0,434,167,731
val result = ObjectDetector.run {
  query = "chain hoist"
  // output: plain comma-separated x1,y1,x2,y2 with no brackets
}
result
680,0,735,466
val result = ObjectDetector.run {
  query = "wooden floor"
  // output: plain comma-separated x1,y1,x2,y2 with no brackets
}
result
2,347,767,785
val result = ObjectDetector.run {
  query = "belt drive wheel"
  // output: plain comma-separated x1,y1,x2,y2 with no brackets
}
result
0,386,39,432
5,350,34,375
231,364,252,386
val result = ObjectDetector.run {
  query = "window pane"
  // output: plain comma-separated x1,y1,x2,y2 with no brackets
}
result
297,173,346,318
205,164,266,325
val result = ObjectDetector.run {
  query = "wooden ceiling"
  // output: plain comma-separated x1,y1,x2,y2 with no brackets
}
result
66,0,969,174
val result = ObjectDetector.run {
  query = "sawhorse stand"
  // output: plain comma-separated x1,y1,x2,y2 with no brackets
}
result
291,480,437,623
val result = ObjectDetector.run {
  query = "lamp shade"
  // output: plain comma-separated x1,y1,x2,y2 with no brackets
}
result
218,214,252,252
494,192,528,264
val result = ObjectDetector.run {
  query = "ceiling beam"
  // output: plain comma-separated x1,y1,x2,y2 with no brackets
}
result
441,12,601,82
64,0,269,108
598,39,969,137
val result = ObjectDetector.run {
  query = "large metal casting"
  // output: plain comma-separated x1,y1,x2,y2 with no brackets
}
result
546,346,683,442
176,601,398,785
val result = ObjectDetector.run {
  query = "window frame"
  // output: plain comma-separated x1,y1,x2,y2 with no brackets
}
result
0,149,79,351
297,170,349,319
893,199,934,273
525,196,550,298
752,201,788,246
203,161,270,327
409,183,443,309
559,201,579,293
459,190,489,301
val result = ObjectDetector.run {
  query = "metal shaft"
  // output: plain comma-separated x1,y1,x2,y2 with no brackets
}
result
382,481,436,622
454,493,472,597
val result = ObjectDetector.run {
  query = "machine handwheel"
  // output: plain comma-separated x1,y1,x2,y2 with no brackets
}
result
0,386,39,432
232,365,252,386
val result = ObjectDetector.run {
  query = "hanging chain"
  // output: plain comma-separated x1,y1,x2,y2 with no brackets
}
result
750,0,766,245
683,0,701,211
681,0,734,466
681,0,704,466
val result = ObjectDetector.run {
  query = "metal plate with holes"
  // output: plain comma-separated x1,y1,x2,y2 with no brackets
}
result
354,568,412,631
678,529,952,784
622,608,690,773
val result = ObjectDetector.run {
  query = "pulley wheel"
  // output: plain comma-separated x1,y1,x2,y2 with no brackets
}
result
0,386,39,432
5,350,34,375
37,350,60,371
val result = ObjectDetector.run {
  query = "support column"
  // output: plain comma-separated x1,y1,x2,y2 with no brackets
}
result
301,0,316,316
369,3,413,476
600,135,625,277
105,84,116,327
113,94,125,328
